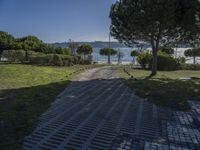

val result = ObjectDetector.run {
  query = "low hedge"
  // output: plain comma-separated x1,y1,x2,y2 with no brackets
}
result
29,54,73,66
179,64,200,70
2,50,26,63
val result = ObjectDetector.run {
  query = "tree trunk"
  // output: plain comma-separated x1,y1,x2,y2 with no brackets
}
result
193,56,196,64
84,54,86,64
25,50,28,62
151,48,158,76
0,50,2,61
108,54,111,64
150,36,159,76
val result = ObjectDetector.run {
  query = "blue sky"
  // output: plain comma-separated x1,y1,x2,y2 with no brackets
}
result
0,0,116,43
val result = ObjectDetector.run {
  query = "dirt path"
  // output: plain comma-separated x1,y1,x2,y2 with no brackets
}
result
23,67,170,149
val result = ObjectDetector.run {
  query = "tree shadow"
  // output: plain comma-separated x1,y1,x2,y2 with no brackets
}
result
0,77,199,149
0,78,122,150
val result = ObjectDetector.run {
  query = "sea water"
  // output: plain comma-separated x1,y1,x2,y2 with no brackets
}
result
92,48,200,64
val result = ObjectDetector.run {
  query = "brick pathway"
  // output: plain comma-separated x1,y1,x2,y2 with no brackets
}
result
23,67,199,150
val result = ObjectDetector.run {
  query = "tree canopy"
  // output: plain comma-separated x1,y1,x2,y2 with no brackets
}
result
0,31,16,60
77,44,93,55
184,48,200,64
131,50,140,57
110,0,200,75
100,48,117,64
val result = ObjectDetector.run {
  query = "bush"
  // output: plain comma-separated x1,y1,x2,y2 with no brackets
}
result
72,55,83,64
137,51,181,71
51,54,63,66
2,50,26,63
29,53,73,66
137,52,152,69
29,54,52,65
62,55,72,66
156,54,180,71
179,64,200,70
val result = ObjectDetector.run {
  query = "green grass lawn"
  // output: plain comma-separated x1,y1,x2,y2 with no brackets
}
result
0,63,100,149
118,67,200,111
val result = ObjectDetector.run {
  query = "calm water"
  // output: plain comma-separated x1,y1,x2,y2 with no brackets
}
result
92,48,200,64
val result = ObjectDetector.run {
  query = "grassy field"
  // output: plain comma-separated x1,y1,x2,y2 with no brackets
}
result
0,63,100,149
118,67,200,110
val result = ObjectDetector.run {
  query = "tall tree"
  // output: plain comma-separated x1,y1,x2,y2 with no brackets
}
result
68,39,78,55
184,48,200,64
131,50,140,64
77,44,93,63
18,36,44,61
110,0,200,75
100,48,117,64
0,31,15,61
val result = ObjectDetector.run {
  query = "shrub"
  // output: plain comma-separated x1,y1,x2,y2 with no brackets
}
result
176,57,186,64
137,51,181,71
51,54,63,66
156,54,180,71
72,55,83,64
137,52,152,69
180,64,200,70
2,50,26,63
29,54,51,65
61,55,72,66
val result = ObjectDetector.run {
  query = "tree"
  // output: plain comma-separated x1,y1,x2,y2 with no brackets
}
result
100,48,117,64
0,31,15,61
68,39,78,55
159,47,174,55
117,49,124,64
184,48,200,64
77,44,93,63
137,52,152,69
131,50,140,64
18,36,44,61
110,0,200,75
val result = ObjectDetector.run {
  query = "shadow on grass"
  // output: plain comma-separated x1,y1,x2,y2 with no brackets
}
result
0,80,70,150
126,77,200,111
0,77,200,149
0,78,121,150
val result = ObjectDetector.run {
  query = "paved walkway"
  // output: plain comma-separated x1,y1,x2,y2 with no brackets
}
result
23,67,199,150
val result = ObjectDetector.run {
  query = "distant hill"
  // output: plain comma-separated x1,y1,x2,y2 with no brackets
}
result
48,41,129,48
48,41,190,49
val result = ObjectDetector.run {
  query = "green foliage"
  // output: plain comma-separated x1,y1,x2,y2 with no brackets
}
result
62,55,72,66
137,52,152,69
180,64,200,70
159,47,174,55
100,48,117,64
72,55,83,64
77,44,93,55
156,54,180,71
99,48,117,56
137,51,181,70
2,50,26,63
77,44,93,64
131,50,140,57
18,36,44,51
51,54,63,66
184,48,200,64
110,0,200,74
176,57,186,64
184,48,200,57
29,53,72,66
0,31,16,59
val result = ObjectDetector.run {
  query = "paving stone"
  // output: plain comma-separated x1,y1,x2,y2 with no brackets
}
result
23,67,200,150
